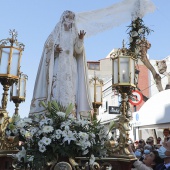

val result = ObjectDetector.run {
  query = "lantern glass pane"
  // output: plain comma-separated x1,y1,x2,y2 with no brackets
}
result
20,78,25,97
0,48,10,74
96,85,102,102
90,84,94,102
120,57,129,83
12,83,19,96
130,58,135,84
113,59,118,84
11,48,20,76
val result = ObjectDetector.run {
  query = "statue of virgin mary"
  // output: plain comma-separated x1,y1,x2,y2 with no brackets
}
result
29,10,93,117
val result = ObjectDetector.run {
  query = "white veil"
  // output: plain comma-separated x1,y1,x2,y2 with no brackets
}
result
76,0,155,38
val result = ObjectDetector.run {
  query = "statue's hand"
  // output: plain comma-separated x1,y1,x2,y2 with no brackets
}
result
78,30,86,39
55,44,63,53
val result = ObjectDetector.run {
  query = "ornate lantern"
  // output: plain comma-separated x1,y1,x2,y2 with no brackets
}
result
89,72,103,120
0,29,24,110
109,41,137,159
10,73,28,115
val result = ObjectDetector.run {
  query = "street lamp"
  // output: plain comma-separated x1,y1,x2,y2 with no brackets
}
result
10,73,28,115
110,41,136,158
89,72,103,120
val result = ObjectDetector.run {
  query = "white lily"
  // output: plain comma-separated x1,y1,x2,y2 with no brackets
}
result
62,130,76,144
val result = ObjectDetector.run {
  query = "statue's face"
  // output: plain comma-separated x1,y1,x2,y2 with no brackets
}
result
64,12,75,23
62,11,75,31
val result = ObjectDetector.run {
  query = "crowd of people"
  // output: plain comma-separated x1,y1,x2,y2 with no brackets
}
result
128,129,170,170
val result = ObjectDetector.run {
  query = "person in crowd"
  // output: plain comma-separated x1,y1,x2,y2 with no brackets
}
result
140,144,154,162
136,139,146,154
134,140,139,149
163,129,170,142
139,139,146,148
155,137,162,149
155,137,170,170
129,144,163,170
157,137,162,145
146,137,155,150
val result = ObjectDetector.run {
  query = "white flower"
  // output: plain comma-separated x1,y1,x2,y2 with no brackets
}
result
76,119,89,127
39,145,46,153
129,37,133,43
131,31,138,37
20,128,26,136
30,127,38,135
132,23,136,28
68,114,75,120
56,112,66,118
78,132,89,141
28,156,34,162
38,130,43,135
60,120,71,129
38,140,44,147
25,131,31,139
62,130,76,144
42,137,51,145
23,117,32,123
89,154,95,165
64,125,70,131
56,129,62,135
90,133,95,138
47,118,53,125
42,126,54,133
16,147,26,161
6,130,11,136
82,149,89,155
76,140,91,150
138,28,144,34
12,128,18,135
16,121,27,128
39,119,47,127
55,134,61,139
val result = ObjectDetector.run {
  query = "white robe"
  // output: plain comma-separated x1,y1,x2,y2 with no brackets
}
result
29,11,92,117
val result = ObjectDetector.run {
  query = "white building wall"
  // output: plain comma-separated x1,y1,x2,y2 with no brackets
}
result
97,78,120,124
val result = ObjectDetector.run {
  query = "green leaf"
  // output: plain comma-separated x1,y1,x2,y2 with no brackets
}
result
51,100,59,112
39,101,47,108
48,101,51,112
65,103,74,116
109,120,115,131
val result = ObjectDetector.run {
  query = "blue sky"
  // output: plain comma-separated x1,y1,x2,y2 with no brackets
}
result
0,0,170,117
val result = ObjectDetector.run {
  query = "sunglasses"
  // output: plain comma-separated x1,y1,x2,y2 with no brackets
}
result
139,141,144,144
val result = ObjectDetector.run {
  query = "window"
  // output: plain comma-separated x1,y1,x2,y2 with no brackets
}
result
87,62,100,70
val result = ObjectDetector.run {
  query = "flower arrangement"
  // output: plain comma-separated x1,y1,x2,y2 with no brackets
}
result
6,101,110,169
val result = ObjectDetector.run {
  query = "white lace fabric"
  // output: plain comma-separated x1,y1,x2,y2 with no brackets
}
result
76,0,155,38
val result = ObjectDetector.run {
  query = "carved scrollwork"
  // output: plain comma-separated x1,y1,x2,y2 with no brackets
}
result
0,110,19,150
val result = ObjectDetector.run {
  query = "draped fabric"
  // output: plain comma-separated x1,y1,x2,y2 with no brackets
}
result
76,0,155,38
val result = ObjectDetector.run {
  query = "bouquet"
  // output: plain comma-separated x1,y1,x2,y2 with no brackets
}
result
6,101,110,169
